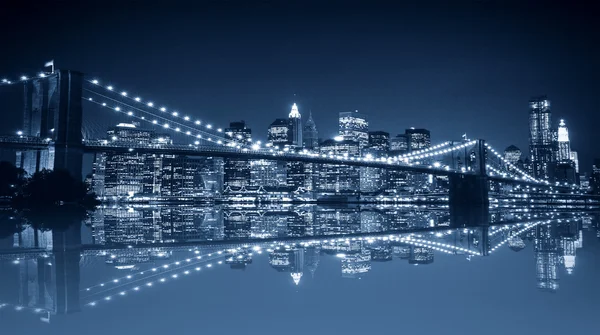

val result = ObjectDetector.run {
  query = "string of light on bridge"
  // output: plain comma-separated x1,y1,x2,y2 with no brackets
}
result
85,78,235,141
82,249,231,293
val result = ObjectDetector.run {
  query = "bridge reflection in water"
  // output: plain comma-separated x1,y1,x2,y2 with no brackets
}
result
0,204,595,323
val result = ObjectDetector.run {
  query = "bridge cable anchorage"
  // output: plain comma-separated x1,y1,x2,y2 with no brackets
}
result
83,96,233,147
84,78,251,143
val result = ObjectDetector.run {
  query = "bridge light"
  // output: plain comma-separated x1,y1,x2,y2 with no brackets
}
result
217,128,222,132
217,140,222,144
175,127,180,132
88,97,93,101
111,136,117,141
39,72,46,78
107,85,113,90
183,116,190,121
16,130,23,136
152,120,158,124
121,91,127,96
102,103,107,106
114,107,120,111
195,120,201,125
252,144,260,150
196,134,202,138
135,97,141,102
127,111,133,116
185,131,191,135
163,123,169,128
2,78,7,83
147,102,154,107
172,111,178,116
206,124,212,129
20,76,28,80
91,79,99,84
194,141,200,145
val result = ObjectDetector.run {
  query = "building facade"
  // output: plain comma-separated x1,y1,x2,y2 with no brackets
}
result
288,103,302,147
529,96,553,179
303,111,319,150
339,110,369,150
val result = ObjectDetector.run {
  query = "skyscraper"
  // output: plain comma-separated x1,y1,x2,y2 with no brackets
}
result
224,121,252,189
504,145,522,165
303,111,319,149
557,119,571,162
367,131,390,155
225,121,252,146
389,134,409,155
288,103,302,147
405,128,431,151
339,110,369,149
570,151,579,174
529,96,553,179
268,118,290,146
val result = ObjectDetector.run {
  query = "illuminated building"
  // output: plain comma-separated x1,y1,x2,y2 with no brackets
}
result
268,118,290,146
288,103,302,147
339,110,369,149
504,145,521,165
367,131,390,155
534,225,560,292
557,119,571,162
317,139,360,192
100,123,171,198
405,128,431,151
160,157,220,197
303,111,319,149
225,250,253,270
529,96,553,179
389,134,409,155
250,160,283,187
304,247,320,278
341,248,371,279
290,248,304,285
286,161,306,190
224,121,252,189
225,121,252,145
570,151,579,174
408,246,434,264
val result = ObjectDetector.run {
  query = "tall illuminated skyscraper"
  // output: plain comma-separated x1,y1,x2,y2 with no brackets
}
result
504,145,522,165
570,151,579,173
405,128,431,151
557,119,571,162
288,103,302,147
339,110,369,149
529,96,553,179
303,111,319,149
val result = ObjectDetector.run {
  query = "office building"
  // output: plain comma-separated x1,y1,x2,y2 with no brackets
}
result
368,131,390,155
268,118,290,146
529,96,553,179
570,151,579,174
303,111,319,149
224,121,252,189
225,121,252,146
389,134,409,155
504,145,522,165
339,110,369,149
405,128,431,151
557,119,571,162
288,103,303,147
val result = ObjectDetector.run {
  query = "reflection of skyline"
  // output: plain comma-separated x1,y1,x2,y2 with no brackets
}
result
0,206,595,323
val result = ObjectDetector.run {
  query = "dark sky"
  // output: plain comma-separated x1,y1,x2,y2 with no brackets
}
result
1,1,598,171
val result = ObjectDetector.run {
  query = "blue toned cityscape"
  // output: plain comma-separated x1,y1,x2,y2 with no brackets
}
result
2,1,600,334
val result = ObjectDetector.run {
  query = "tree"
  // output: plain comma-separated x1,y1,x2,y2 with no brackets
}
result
0,161,26,197
18,169,88,205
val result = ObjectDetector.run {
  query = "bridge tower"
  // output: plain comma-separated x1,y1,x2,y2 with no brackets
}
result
21,70,83,180
449,139,489,209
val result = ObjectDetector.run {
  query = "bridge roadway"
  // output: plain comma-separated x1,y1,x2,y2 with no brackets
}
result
0,136,573,189
0,215,570,260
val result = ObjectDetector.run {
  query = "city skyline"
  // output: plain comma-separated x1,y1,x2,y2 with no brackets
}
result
0,1,597,171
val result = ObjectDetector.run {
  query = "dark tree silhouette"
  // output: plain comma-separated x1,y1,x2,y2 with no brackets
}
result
0,161,26,197
17,168,94,206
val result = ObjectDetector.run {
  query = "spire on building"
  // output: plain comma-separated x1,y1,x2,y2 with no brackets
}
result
291,272,303,285
289,103,301,118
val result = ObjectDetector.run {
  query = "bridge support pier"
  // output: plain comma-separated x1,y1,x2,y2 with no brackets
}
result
449,174,489,207
22,70,83,180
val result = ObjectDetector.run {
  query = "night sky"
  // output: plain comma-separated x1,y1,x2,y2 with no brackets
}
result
1,1,598,171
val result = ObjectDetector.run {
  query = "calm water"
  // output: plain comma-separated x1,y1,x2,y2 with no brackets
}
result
1,205,599,335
